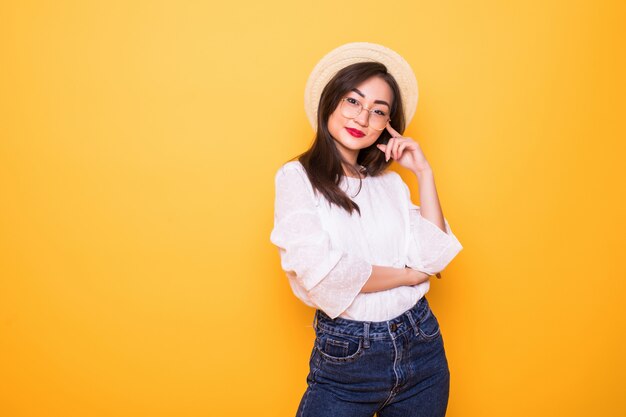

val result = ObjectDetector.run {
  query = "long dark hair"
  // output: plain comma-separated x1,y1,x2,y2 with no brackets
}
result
290,61,406,216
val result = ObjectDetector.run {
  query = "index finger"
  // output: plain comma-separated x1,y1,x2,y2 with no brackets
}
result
385,121,401,138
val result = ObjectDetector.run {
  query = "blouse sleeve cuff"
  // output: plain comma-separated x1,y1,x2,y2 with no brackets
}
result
407,213,463,274
308,256,372,319
296,249,344,292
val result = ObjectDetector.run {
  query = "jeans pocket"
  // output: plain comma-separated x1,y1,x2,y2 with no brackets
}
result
315,330,364,363
417,307,441,341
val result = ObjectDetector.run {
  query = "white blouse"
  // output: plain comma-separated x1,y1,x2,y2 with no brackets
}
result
269,160,463,322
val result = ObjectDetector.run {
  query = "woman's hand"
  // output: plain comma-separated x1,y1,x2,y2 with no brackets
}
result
376,122,432,174
405,266,434,286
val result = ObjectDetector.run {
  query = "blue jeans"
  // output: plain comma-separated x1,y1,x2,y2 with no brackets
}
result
297,296,450,417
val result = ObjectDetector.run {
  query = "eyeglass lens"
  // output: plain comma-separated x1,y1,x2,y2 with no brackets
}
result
340,98,389,130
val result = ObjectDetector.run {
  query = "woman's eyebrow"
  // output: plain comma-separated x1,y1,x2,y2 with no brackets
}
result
351,88,390,107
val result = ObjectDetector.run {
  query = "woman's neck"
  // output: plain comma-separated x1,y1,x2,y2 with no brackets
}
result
342,162,367,178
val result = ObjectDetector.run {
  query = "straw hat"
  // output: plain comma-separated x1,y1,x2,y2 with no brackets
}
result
304,42,418,132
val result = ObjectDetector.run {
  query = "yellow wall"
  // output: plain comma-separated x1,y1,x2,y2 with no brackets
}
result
1,1,624,416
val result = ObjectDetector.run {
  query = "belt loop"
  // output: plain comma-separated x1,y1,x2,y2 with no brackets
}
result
363,322,370,348
406,310,420,336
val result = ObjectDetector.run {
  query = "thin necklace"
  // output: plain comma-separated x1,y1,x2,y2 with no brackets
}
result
345,164,367,179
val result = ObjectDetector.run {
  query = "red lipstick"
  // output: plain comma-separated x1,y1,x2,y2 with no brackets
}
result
345,127,365,138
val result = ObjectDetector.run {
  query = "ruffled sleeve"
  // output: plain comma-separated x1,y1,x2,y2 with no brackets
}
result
400,180,463,275
269,163,373,319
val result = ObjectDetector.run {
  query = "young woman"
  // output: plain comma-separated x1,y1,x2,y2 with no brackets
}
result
270,42,463,417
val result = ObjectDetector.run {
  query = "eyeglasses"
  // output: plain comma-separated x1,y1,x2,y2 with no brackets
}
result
339,97,390,131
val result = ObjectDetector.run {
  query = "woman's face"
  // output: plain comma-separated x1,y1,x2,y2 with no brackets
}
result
327,76,394,162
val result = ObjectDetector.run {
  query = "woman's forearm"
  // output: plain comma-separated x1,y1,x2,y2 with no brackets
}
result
414,167,446,233
359,265,430,293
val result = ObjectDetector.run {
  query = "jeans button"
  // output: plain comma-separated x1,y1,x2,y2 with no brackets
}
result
390,323,397,331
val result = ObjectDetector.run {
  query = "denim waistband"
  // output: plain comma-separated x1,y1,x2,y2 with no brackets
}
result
313,296,432,345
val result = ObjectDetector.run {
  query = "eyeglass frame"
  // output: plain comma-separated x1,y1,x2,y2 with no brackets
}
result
339,97,391,131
